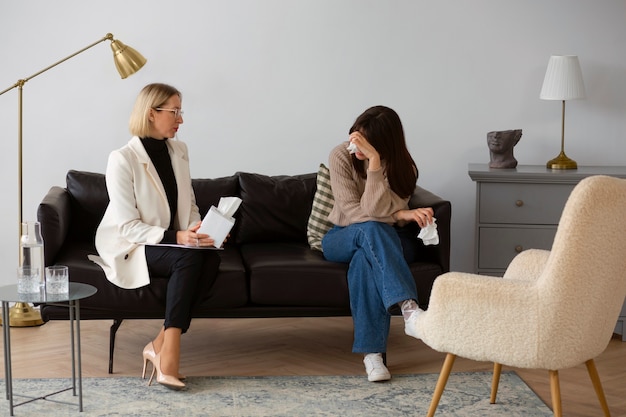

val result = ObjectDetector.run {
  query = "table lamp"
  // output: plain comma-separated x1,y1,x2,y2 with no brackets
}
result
540,55,586,170
0,33,146,326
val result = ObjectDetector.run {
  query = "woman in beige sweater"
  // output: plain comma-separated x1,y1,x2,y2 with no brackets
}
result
322,105,433,382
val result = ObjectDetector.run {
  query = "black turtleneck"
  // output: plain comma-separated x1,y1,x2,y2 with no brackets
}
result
140,137,178,243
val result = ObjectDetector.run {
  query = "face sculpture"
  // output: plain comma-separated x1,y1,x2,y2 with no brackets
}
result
487,129,522,168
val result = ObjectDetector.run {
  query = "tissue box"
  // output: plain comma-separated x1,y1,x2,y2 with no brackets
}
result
198,206,235,248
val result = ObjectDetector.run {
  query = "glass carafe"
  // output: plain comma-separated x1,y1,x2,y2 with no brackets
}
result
20,221,45,291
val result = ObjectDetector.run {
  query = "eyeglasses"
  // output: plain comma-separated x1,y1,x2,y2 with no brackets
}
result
155,107,184,119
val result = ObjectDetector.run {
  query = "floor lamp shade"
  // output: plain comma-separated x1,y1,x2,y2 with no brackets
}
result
110,38,147,79
0,33,146,326
540,55,586,170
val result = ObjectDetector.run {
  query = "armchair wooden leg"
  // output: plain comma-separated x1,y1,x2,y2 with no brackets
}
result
585,359,611,416
549,370,562,417
490,362,502,404
427,353,456,417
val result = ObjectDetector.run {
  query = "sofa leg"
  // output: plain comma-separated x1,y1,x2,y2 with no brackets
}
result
109,318,124,374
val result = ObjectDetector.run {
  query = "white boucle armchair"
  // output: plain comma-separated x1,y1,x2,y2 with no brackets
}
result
412,175,626,417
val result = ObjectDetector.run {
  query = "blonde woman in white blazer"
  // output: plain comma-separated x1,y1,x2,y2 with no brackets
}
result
90,83,220,390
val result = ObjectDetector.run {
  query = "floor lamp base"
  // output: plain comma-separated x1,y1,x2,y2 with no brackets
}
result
547,152,577,170
0,302,44,327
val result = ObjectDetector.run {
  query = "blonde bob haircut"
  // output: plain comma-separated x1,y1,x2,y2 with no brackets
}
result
129,83,182,138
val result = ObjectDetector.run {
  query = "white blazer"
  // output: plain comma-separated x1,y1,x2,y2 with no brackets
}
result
89,136,201,289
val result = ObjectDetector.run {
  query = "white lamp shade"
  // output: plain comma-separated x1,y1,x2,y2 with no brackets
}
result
540,55,586,100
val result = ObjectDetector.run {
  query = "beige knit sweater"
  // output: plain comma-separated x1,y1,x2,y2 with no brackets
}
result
327,142,410,227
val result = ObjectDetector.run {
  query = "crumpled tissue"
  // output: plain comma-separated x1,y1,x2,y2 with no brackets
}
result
418,217,439,246
346,142,359,154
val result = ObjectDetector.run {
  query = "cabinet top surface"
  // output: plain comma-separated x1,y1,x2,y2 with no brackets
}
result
468,163,626,183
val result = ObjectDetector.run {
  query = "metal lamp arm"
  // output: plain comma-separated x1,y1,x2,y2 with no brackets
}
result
0,33,124,235
0,34,113,97
0,31,144,232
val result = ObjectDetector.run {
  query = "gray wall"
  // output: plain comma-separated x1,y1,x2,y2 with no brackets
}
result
1,1,625,286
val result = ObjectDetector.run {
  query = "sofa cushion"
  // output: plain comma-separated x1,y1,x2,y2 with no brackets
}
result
192,175,240,240
192,175,240,216
43,241,249,319
241,242,350,307
64,171,240,244
235,172,316,244
66,170,108,243
306,163,334,251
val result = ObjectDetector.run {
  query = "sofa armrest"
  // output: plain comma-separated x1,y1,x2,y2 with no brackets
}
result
37,186,71,266
409,185,451,273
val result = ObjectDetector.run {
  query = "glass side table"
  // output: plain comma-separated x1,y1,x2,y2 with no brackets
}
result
0,282,97,415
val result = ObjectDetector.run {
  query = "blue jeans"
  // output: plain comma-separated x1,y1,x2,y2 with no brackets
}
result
322,221,418,353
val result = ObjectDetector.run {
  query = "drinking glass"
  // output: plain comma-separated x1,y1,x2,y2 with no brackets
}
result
17,266,40,294
45,265,69,294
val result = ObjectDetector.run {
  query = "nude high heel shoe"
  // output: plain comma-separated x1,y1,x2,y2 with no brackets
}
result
142,342,186,381
148,352,186,390
142,342,155,379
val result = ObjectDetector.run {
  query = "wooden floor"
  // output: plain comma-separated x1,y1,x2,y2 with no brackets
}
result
1,316,625,416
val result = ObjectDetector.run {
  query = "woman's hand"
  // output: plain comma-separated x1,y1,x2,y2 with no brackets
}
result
177,221,216,247
394,207,434,228
349,131,380,169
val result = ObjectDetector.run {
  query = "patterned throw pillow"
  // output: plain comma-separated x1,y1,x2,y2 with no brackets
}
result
307,163,335,251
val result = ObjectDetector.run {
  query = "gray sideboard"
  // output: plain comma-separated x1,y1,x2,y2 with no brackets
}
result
468,163,626,341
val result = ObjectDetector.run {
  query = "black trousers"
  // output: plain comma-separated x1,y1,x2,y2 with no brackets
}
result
144,246,220,333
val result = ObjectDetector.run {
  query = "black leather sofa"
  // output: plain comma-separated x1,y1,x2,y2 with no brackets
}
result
37,170,451,373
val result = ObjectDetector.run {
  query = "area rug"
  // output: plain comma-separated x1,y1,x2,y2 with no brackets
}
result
4,371,551,416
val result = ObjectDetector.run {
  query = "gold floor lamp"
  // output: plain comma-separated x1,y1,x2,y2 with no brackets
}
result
0,33,146,326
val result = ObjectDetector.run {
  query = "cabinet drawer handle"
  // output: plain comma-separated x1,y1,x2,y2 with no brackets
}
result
515,200,524,207
515,245,523,253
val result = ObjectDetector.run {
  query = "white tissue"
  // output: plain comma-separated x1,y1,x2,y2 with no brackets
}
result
417,217,439,246
217,196,242,218
346,142,359,154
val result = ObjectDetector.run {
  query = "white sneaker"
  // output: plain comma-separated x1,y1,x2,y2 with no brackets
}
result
363,353,391,382
404,308,424,339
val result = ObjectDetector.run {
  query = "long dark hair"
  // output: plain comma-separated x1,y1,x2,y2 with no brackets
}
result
349,106,418,198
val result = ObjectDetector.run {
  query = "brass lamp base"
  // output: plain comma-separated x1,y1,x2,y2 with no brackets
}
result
0,302,44,327
547,152,577,170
